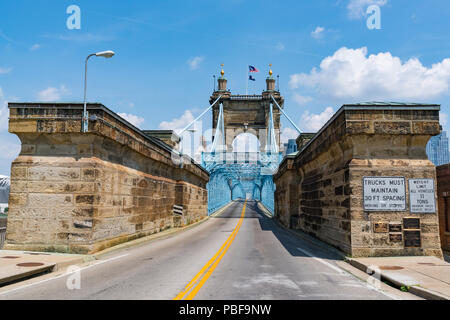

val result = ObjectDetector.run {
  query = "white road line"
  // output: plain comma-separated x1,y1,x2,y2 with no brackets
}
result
296,247,346,274
0,253,129,296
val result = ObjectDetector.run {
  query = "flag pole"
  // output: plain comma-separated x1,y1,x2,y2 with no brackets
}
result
246,65,248,95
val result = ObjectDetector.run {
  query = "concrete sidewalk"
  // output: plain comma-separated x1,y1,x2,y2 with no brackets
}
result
346,256,450,300
0,250,91,286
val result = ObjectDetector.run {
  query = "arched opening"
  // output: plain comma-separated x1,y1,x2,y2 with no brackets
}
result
231,183,245,200
232,133,260,153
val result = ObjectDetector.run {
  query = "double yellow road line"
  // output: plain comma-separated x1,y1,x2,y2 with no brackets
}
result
174,200,247,300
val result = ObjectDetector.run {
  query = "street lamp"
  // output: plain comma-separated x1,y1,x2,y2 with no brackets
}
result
82,50,115,133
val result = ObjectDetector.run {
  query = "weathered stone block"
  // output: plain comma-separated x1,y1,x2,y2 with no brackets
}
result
5,102,209,254
275,103,443,258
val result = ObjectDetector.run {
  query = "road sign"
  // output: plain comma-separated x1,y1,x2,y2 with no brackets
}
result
363,177,406,211
409,179,436,213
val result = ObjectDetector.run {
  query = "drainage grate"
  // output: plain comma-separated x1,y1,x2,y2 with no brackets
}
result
1,256,20,259
379,266,404,270
16,262,45,267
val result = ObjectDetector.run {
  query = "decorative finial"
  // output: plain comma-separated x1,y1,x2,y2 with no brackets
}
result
269,64,273,78
220,64,225,78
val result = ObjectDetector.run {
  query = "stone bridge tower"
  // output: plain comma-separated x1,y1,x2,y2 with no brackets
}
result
209,67,284,152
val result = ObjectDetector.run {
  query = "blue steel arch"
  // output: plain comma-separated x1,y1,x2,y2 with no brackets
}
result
231,183,245,200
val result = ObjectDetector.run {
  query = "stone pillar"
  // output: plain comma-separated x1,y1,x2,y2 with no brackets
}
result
6,102,209,254
218,78,227,91
266,78,275,91
274,103,443,258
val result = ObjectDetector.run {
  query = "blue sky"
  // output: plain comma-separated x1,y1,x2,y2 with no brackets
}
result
1,0,450,175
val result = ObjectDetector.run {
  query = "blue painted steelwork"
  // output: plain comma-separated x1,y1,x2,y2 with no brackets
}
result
202,101,284,214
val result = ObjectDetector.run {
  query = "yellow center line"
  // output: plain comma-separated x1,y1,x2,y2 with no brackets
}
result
173,200,247,300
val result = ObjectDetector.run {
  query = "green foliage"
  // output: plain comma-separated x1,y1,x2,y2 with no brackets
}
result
400,286,410,292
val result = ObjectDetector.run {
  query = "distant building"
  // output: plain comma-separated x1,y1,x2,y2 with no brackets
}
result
0,176,9,213
426,130,450,166
282,139,298,157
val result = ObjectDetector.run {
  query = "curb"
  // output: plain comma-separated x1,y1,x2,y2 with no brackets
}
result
209,201,236,218
0,251,89,287
92,216,211,259
345,257,450,300
93,202,237,259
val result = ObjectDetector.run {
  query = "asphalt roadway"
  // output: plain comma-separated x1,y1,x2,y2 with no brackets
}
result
0,200,392,300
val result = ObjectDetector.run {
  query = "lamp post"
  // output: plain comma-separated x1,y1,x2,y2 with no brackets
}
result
82,50,115,133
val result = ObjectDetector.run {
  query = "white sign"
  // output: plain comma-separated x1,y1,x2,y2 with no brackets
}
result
363,177,406,211
409,179,436,213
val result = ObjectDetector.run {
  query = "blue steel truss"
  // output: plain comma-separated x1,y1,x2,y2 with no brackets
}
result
202,102,282,215
178,95,301,215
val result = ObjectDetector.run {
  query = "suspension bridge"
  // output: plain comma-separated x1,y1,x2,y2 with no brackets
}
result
177,66,302,214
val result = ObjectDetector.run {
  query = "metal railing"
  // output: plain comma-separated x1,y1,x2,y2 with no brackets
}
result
0,227,6,249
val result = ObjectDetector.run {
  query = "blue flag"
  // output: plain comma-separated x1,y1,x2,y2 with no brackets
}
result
249,75,256,81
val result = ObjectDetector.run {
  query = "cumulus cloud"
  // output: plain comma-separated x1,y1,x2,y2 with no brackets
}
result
300,107,334,132
289,47,450,101
0,88,8,130
187,56,204,70
292,93,313,106
281,127,299,144
159,110,195,133
440,112,448,127
311,26,325,39
347,0,387,19
0,134,20,160
0,87,21,175
117,113,145,127
0,67,12,74
37,85,70,102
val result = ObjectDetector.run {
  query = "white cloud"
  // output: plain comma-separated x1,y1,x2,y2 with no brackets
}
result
440,112,448,127
300,107,334,132
311,26,325,39
289,47,450,101
187,56,204,70
293,93,313,106
347,0,387,19
0,134,20,160
0,67,12,74
276,42,285,51
159,110,195,133
37,85,70,102
29,43,41,51
0,87,21,175
117,113,145,127
281,127,299,144
0,88,8,130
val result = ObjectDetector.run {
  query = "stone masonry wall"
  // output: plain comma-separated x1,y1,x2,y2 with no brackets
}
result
275,105,443,258
436,164,450,252
5,103,209,254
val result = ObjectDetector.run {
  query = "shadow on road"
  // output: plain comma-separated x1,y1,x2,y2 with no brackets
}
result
214,200,343,262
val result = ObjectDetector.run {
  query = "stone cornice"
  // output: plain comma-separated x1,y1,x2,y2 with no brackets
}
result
8,102,209,181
